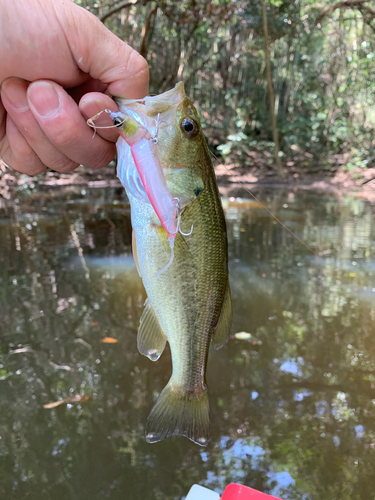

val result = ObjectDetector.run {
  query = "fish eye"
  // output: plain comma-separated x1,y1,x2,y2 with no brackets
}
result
112,117,124,128
181,117,199,138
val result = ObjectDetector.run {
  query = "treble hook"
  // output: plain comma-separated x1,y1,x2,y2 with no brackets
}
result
149,113,160,144
171,198,193,237
151,197,193,279
178,213,193,236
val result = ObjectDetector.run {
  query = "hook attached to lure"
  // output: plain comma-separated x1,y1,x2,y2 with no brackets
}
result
152,198,193,279
173,198,193,237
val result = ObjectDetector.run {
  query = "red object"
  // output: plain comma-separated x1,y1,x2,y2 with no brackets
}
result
221,483,282,500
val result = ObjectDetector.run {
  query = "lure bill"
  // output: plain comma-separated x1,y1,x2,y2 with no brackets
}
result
109,82,232,446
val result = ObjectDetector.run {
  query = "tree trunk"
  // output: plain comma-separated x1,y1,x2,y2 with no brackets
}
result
261,0,284,177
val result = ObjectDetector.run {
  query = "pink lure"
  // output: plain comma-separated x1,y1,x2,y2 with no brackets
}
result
110,111,177,243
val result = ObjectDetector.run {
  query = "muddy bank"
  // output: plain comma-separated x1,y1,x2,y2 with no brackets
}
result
2,157,375,202
215,162,375,201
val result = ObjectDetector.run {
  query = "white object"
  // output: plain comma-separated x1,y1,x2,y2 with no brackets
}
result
185,484,220,500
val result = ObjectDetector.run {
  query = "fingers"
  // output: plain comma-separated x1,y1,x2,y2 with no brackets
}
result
3,115,46,175
27,80,116,169
27,81,115,168
1,84,47,174
62,2,149,99
1,77,117,174
1,78,78,173
0,0,150,175
0,93,6,147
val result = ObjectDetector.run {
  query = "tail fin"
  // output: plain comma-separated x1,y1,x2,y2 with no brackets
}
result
145,381,210,447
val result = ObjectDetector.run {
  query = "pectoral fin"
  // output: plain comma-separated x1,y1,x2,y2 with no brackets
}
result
132,229,142,277
211,283,232,350
138,298,167,361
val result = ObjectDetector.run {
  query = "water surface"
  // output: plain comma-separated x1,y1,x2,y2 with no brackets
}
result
0,186,375,500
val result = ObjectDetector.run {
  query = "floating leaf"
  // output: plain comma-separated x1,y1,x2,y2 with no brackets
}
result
234,332,252,340
102,337,118,344
43,395,89,409
91,322,99,326
233,332,263,345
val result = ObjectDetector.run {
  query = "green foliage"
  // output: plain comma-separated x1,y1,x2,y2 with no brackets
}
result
73,0,375,171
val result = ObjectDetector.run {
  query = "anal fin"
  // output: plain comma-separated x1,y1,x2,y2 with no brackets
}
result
211,282,232,350
138,298,167,361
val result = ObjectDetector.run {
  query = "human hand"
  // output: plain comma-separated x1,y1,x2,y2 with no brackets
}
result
0,0,148,175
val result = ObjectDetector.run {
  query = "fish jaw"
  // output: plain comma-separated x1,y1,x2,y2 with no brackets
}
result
115,81,186,119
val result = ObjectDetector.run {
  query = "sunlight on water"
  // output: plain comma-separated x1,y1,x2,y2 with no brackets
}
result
0,187,375,500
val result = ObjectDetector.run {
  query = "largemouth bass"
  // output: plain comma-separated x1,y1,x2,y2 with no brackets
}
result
110,82,232,446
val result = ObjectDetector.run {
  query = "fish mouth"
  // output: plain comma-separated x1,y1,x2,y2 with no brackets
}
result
114,82,186,122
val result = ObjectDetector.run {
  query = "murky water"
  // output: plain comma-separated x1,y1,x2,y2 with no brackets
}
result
1,186,375,500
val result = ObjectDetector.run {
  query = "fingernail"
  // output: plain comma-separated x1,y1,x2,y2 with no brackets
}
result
28,82,61,118
2,79,29,111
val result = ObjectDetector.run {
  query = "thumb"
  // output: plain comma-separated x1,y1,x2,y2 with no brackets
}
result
62,1,149,99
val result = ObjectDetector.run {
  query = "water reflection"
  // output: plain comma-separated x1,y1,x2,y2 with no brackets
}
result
0,187,375,500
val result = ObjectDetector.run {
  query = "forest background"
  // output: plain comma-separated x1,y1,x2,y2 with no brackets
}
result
1,0,375,186
82,0,375,180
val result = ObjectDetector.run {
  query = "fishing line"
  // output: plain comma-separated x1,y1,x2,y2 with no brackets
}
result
209,150,319,258
152,244,175,278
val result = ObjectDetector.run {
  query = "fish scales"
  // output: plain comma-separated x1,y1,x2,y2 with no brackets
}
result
113,82,232,446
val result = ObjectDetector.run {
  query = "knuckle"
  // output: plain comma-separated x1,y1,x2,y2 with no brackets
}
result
52,127,78,150
28,165,47,176
48,157,79,173
10,146,46,176
12,156,46,176
87,145,116,169
129,51,149,80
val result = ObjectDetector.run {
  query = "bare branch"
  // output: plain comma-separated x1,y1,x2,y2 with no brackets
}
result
315,0,374,25
362,4,375,16
99,0,138,23
140,5,158,58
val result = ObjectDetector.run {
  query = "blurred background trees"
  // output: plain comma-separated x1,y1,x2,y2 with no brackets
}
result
75,0,375,174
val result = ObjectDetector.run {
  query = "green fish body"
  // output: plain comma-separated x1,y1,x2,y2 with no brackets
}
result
114,82,232,446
